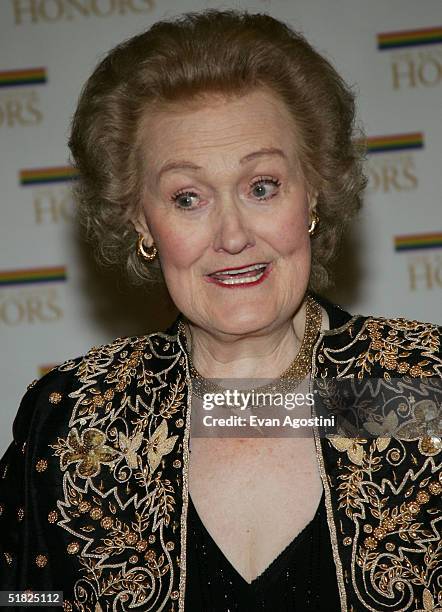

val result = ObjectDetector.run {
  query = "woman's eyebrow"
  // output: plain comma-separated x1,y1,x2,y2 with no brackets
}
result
157,147,288,180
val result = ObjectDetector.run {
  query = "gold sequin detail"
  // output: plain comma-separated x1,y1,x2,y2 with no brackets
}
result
93,395,105,407
173,459,181,468
343,537,352,546
148,534,156,543
48,510,58,523
166,541,175,551
429,481,442,495
129,555,138,564
363,524,372,533
390,450,400,462
67,542,80,554
171,591,179,600
416,490,430,504
35,554,47,567
63,600,73,611
385,542,396,552
136,540,148,552
364,537,377,550
4,552,12,565
49,392,62,404
17,507,24,521
90,507,103,520
125,533,137,545
35,459,48,472
408,501,420,515
100,516,113,529
373,527,387,540
79,501,91,513
175,419,184,428
383,517,396,531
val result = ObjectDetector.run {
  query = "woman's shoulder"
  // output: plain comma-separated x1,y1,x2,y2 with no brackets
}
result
10,325,183,449
318,297,442,378
354,311,441,353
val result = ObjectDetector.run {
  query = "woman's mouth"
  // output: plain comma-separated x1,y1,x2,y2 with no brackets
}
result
205,262,271,287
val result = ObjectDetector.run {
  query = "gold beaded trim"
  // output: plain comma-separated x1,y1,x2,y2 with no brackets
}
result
178,294,322,399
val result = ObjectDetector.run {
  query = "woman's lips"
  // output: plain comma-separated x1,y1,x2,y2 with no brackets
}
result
205,262,272,287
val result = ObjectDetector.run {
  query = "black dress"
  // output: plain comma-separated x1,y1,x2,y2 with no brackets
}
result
184,490,342,611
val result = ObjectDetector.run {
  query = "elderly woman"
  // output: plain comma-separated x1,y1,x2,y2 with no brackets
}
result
1,9,441,612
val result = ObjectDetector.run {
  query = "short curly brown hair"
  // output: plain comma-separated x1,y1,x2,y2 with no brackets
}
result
69,8,366,292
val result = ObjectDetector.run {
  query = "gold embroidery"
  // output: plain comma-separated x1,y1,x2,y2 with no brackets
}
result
100,516,113,529
51,331,186,610
67,542,80,554
51,428,120,478
48,510,58,523
35,458,48,472
49,391,62,404
78,501,91,513
90,507,103,520
118,431,143,469
316,315,442,611
42,314,440,611
147,419,178,474
417,588,442,612
311,317,354,612
35,554,47,567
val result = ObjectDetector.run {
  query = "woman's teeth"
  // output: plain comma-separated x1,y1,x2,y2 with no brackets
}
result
210,263,268,284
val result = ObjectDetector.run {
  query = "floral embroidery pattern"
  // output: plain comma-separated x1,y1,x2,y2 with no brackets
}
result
316,315,442,612
2,314,438,610
49,330,188,611
51,428,120,478
395,399,442,457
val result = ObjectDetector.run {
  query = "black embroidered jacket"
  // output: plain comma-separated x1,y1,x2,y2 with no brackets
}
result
0,298,441,611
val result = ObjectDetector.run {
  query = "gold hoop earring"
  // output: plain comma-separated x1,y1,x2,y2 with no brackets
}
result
308,211,319,236
137,235,158,261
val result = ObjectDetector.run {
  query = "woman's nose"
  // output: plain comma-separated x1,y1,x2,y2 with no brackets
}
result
212,199,254,254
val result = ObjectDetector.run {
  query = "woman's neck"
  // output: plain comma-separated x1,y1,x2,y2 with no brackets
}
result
184,301,313,380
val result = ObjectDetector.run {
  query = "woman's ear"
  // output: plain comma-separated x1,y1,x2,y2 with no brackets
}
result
307,190,318,213
130,212,155,247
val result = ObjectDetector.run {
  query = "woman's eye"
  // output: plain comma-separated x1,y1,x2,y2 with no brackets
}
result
250,177,281,200
171,191,200,210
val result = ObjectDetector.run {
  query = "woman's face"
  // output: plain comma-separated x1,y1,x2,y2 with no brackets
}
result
135,88,315,337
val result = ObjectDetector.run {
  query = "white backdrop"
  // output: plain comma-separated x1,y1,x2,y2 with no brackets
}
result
1,0,441,454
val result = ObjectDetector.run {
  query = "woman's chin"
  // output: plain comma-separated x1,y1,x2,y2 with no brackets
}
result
208,308,277,337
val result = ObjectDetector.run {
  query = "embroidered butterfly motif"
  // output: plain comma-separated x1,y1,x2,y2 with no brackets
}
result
118,431,143,469
146,419,178,473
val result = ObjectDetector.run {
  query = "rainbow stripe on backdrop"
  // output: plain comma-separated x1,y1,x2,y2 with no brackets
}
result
378,26,442,50
0,67,47,88
19,166,79,186
363,132,424,154
38,364,59,377
395,233,442,252
0,266,67,287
